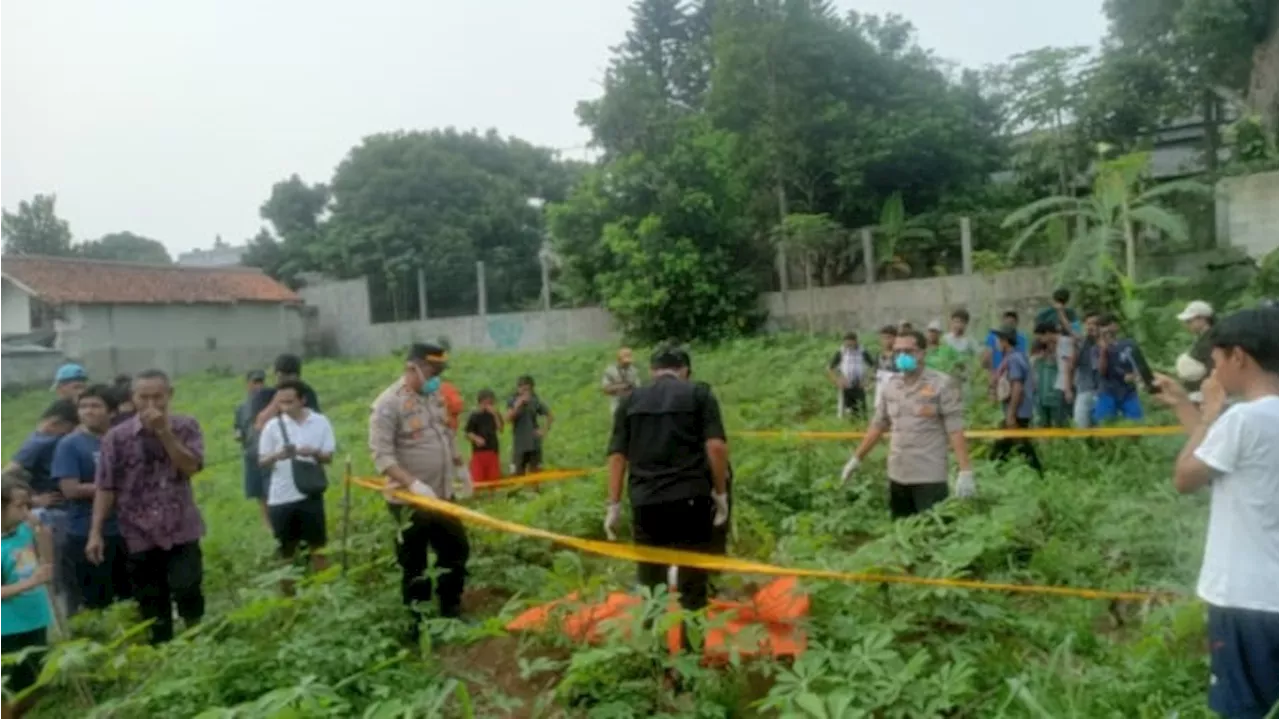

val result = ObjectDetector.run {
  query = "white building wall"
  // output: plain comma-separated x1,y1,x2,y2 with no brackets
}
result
58,302,307,378
1,279,32,336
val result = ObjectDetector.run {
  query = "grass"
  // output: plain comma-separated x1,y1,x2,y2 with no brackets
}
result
1,336,1215,718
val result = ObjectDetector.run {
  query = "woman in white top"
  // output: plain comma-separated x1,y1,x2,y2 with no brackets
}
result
258,379,336,589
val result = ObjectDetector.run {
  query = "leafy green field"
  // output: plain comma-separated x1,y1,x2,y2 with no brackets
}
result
2,337,1215,718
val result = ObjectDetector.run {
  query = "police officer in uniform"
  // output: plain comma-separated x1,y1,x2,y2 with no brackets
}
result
841,330,975,518
369,343,469,632
603,346,730,621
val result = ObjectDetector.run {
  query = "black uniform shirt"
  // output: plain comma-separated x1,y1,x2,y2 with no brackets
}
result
607,374,726,508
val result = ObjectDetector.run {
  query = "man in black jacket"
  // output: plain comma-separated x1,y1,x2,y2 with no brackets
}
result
604,346,730,624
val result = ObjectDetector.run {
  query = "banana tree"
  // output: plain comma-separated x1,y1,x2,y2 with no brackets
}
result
873,193,935,280
1001,151,1212,282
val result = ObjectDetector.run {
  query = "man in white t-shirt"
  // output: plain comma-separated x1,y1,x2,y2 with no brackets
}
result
258,379,337,585
1153,306,1278,719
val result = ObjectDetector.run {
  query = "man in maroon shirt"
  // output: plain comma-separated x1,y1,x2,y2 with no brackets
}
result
86,369,205,645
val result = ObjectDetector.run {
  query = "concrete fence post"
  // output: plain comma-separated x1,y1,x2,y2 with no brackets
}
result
776,246,790,318
540,254,552,348
476,261,487,317
861,228,876,284
416,268,428,320
960,216,973,276
804,252,815,336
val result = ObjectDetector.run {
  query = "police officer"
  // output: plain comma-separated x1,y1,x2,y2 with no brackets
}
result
841,329,975,518
603,346,730,621
369,343,469,632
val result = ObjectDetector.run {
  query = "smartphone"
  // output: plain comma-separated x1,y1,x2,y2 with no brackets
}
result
1131,346,1161,394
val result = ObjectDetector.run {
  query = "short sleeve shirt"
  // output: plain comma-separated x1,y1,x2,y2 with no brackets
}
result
509,395,551,455
12,432,62,495
1192,396,1279,611
258,411,337,506
602,365,641,414
51,431,117,537
1003,352,1036,419
1,523,51,636
608,376,726,507
870,368,964,485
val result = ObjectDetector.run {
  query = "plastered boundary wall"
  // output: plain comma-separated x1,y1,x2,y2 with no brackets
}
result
301,267,1056,357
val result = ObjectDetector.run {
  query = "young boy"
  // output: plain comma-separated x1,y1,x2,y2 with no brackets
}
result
465,390,504,485
1032,322,1066,427
872,325,898,410
234,370,268,526
506,376,554,476
2,477,54,718
1153,307,1278,719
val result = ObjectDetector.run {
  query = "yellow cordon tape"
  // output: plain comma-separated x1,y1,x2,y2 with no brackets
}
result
740,425,1184,441
473,468,596,492
352,477,1177,603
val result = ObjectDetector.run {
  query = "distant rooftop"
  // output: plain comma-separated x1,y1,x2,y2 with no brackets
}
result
177,244,248,267
2,255,300,305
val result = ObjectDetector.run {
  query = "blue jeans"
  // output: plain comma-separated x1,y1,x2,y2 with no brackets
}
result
1093,390,1143,423
1208,605,1279,719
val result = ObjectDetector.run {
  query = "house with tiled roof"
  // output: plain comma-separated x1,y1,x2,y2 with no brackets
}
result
1,255,309,382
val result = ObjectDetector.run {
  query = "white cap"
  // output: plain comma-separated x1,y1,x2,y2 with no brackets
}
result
1177,300,1214,322
927,320,943,332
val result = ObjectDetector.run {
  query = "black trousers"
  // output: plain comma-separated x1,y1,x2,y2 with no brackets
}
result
992,417,1044,475
633,496,713,614
128,542,204,645
391,505,470,619
888,481,949,519
842,385,867,418
64,533,132,613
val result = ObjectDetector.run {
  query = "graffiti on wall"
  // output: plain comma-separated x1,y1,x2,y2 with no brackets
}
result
487,316,525,349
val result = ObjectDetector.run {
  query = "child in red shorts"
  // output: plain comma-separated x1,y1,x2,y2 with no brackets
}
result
464,389,504,485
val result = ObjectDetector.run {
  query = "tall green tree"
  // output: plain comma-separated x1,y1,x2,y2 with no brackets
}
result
321,129,576,318
78,232,172,264
2,194,73,257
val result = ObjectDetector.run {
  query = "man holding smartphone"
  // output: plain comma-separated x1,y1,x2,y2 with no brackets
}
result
1092,314,1153,424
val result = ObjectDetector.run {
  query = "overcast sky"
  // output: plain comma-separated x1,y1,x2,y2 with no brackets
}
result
2,0,1107,257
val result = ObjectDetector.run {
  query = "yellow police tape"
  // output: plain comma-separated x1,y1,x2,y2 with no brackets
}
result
351,476,1176,603
474,469,595,492
740,425,1184,441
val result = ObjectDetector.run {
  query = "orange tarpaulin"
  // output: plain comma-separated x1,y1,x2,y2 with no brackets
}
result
506,577,809,662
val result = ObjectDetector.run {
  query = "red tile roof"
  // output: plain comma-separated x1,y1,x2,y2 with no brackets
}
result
1,255,301,305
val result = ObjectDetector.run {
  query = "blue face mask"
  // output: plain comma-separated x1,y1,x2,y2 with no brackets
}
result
420,376,441,395
894,352,919,373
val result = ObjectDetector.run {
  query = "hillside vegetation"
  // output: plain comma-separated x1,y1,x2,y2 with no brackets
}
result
2,337,1214,718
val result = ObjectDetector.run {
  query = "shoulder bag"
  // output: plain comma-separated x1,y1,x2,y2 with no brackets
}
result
275,412,328,498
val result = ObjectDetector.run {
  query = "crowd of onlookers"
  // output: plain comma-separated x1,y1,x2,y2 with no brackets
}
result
826,288,1224,433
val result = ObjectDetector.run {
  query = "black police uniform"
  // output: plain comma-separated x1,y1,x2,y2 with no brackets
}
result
608,373,726,613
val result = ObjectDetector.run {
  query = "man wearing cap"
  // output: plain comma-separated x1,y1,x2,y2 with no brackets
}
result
1176,301,1216,402
233,370,268,527
52,363,88,402
828,332,873,419
841,330,975,518
369,343,469,629
604,346,730,640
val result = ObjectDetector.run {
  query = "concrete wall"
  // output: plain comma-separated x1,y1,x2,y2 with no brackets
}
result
1,347,65,389
54,302,308,378
1217,171,1279,259
302,270,1056,358
299,277,618,357
761,267,1054,334
1,278,32,336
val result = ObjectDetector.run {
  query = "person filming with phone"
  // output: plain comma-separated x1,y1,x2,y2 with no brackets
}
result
1092,314,1154,424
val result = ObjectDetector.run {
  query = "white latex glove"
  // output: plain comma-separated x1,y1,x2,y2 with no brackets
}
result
712,491,729,527
604,502,621,540
840,455,861,485
955,470,976,499
408,480,438,499
455,466,474,499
